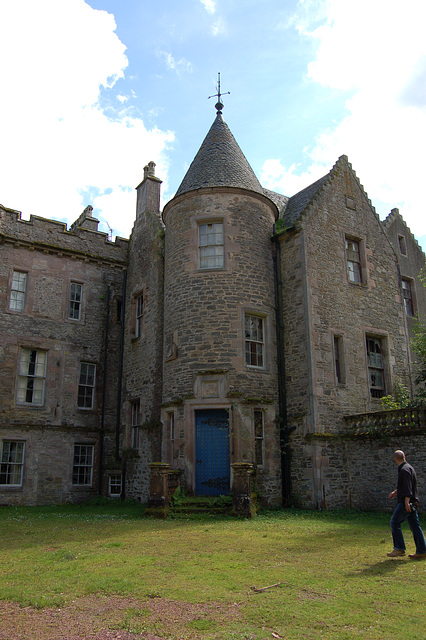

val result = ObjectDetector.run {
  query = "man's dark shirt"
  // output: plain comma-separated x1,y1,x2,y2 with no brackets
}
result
397,461,419,503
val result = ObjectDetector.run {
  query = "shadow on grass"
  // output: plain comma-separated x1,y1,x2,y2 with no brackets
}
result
346,558,406,578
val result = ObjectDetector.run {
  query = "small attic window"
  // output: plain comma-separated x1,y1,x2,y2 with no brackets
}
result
345,196,356,210
398,235,407,256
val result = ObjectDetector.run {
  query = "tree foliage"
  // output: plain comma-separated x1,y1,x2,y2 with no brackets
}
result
380,379,411,410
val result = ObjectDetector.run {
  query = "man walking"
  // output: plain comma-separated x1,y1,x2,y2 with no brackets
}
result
387,450,426,559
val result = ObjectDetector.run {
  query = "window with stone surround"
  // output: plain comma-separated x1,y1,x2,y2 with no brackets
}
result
366,336,386,398
402,278,414,316
68,282,83,320
167,411,175,441
345,237,363,284
198,222,224,269
398,234,407,256
166,411,175,464
245,314,265,368
72,444,94,486
254,410,265,466
0,441,25,486
131,399,140,448
78,362,96,409
17,348,46,405
9,271,27,312
108,474,122,497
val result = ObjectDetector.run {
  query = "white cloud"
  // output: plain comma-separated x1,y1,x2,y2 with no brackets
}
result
211,17,226,36
263,0,426,243
200,0,216,15
198,0,224,36
0,0,174,239
261,159,326,198
159,51,193,74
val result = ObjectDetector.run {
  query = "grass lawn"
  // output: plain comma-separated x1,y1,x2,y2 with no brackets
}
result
0,501,425,639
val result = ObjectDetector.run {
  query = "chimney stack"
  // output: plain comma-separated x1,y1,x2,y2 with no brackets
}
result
136,161,162,219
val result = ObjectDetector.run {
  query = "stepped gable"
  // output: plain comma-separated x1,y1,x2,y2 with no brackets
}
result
382,207,425,256
174,112,264,198
281,155,378,228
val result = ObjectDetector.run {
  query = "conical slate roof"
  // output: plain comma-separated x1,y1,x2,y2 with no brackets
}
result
175,112,264,198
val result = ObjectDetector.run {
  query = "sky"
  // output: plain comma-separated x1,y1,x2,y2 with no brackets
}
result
1,0,426,250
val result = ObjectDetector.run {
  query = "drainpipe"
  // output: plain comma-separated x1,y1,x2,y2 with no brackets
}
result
116,270,127,464
272,227,294,507
99,284,111,495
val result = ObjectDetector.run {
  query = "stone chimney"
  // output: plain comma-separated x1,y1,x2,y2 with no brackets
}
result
69,205,99,232
136,161,162,219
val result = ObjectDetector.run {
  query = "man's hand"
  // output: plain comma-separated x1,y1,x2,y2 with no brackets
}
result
388,490,397,499
405,497,412,512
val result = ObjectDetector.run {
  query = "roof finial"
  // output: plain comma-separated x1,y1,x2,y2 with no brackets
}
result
208,72,230,113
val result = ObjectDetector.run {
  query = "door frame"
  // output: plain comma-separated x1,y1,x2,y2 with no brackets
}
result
194,407,231,496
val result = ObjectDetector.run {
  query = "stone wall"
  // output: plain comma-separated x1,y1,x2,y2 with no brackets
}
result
162,188,278,403
122,173,164,502
290,431,426,512
0,425,100,506
383,208,426,381
278,229,311,430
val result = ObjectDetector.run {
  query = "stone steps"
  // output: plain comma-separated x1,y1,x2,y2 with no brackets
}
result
169,495,233,516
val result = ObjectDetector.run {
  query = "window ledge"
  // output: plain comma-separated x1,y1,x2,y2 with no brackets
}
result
0,485,23,491
6,309,25,315
71,485,94,490
16,403,44,409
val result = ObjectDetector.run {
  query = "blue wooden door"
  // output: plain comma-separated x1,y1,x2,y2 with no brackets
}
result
195,409,230,496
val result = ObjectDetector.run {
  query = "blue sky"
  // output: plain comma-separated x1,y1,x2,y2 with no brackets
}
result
1,0,426,250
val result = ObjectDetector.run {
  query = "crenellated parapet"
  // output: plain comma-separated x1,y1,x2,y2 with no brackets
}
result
0,205,129,266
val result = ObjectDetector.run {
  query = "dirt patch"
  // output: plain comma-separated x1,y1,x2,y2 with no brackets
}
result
0,595,242,640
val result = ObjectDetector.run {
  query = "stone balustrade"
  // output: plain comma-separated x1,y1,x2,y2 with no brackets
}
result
344,408,426,436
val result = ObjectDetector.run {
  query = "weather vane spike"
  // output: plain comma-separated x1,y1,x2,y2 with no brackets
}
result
208,72,230,113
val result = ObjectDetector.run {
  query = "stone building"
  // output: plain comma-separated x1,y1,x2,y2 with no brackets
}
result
1,103,425,509
0,205,128,504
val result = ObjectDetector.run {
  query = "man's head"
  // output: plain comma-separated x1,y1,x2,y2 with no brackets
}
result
394,450,406,464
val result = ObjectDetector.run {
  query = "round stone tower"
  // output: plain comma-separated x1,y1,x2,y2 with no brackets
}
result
161,105,281,505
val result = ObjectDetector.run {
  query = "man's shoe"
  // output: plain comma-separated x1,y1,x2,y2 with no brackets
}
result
408,552,426,559
387,549,405,557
